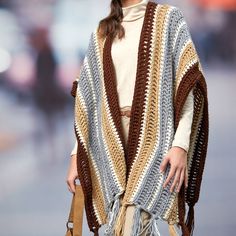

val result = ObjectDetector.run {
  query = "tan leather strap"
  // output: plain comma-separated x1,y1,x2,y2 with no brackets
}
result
66,184,84,236
168,224,180,236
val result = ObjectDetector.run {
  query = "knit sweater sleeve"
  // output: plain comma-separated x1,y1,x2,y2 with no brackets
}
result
171,88,194,152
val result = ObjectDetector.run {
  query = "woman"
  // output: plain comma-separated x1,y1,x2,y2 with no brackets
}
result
66,0,209,236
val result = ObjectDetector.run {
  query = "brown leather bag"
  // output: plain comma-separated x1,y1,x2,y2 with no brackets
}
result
65,184,84,236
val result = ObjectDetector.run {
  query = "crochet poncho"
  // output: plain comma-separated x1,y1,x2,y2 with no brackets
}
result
70,1,209,236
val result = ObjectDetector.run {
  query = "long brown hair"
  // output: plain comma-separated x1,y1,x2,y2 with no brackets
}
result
98,0,125,40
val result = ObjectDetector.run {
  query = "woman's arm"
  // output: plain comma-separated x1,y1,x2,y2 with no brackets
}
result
66,141,78,193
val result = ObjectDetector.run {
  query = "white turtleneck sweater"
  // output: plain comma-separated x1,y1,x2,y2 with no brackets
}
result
70,0,194,156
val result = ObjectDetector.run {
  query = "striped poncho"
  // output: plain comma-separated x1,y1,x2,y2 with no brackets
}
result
70,1,209,235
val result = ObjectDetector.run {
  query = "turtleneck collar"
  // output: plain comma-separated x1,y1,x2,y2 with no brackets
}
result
122,0,149,22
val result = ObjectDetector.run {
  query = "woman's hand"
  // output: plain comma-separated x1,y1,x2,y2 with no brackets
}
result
66,154,78,193
159,146,188,193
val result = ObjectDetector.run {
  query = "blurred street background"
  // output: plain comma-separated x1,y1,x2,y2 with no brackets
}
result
0,0,235,235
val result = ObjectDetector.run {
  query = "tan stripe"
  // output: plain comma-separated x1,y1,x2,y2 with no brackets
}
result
123,4,170,203
90,163,107,224
175,42,198,92
165,193,179,224
144,6,178,211
74,89,100,230
75,89,107,224
75,91,89,149
101,87,127,189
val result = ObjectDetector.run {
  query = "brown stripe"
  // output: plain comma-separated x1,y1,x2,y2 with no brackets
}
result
103,33,127,156
125,1,157,178
187,73,209,204
186,73,208,235
102,1,158,180
174,63,201,130
74,125,100,234
174,62,209,236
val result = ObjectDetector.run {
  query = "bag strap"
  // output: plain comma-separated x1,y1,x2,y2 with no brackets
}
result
168,224,180,236
66,184,84,236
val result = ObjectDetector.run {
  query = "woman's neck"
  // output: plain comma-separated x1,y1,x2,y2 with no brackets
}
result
122,0,148,22
121,0,142,7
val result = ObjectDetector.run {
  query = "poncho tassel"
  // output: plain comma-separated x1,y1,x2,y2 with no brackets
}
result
114,203,128,236
186,204,195,236
140,215,162,236
148,216,162,236
177,185,190,236
130,206,161,236
93,228,99,236
104,194,121,236
178,221,189,236
130,206,143,236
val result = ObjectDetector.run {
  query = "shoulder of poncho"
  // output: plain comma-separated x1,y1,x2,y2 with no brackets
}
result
152,2,186,15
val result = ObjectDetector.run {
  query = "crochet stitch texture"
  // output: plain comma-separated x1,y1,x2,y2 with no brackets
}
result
70,1,209,235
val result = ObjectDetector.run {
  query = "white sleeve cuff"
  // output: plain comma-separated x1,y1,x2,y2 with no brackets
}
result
171,142,189,153
70,140,78,157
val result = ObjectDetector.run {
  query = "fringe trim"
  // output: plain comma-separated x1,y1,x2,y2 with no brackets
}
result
103,198,183,236
114,203,128,236
104,196,185,236
178,221,190,236
104,194,122,236
130,207,162,236
130,206,142,236
186,204,195,236
148,216,162,236
93,228,99,236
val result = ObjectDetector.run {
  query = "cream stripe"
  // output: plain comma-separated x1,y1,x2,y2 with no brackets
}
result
123,4,170,204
